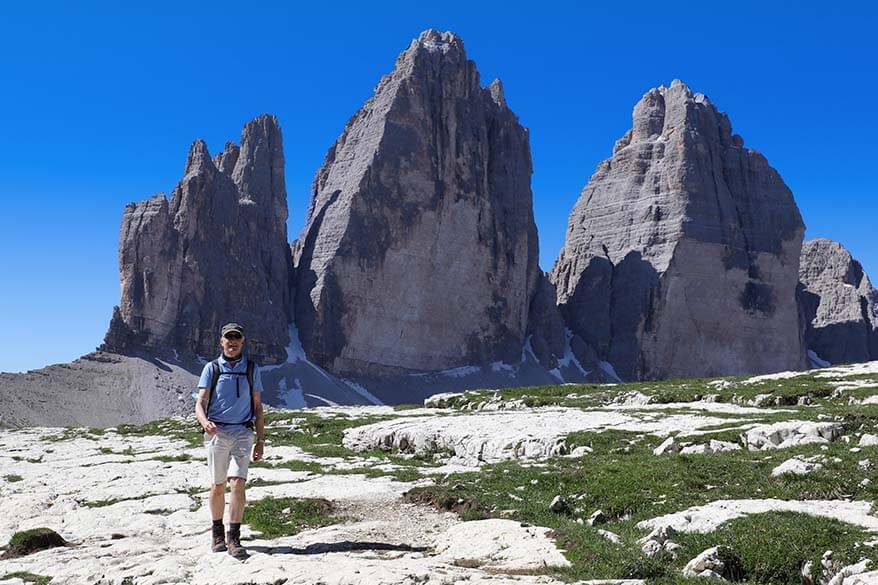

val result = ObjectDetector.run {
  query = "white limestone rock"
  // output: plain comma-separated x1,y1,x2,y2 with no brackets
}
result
433,518,571,571
597,529,623,544
682,546,727,579
638,499,878,535
771,455,827,477
343,408,738,465
654,436,680,455
742,421,843,450
680,440,742,455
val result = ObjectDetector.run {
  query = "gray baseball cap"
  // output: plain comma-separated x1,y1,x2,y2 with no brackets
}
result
221,322,245,337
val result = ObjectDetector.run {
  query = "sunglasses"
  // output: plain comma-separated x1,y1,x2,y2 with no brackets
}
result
223,332,243,340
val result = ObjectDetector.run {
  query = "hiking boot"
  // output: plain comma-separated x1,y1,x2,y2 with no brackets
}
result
211,524,227,553
227,532,248,560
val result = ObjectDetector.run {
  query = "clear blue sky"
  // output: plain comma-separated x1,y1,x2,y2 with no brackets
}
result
1,1,875,373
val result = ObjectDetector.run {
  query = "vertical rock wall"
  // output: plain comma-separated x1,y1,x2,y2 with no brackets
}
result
294,30,540,376
799,238,878,364
104,115,293,363
551,80,807,380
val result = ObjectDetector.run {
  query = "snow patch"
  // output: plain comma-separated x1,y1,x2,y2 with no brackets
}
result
276,376,307,409
600,361,622,382
305,394,339,407
808,349,831,368
490,361,515,374
342,379,383,406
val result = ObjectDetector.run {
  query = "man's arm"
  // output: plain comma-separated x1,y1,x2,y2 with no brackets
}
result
195,387,217,435
252,391,264,461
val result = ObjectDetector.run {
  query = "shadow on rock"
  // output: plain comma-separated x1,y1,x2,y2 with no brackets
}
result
247,540,429,555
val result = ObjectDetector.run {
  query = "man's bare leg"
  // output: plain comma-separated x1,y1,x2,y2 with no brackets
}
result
226,477,248,559
229,477,246,522
210,482,226,521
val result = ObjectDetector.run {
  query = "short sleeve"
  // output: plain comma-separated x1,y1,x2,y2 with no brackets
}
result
198,362,214,389
252,364,264,394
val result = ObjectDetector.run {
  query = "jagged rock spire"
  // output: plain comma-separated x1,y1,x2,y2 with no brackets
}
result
104,115,293,363
294,29,540,376
799,238,878,363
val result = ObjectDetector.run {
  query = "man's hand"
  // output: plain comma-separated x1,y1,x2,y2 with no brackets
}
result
203,420,218,436
252,441,264,462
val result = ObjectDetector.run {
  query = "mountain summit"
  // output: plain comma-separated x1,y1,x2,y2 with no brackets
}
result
551,80,807,380
293,29,540,377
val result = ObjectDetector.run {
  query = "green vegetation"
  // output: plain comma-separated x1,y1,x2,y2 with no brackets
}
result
82,495,150,508
263,411,396,457
150,453,192,463
3,528,67,559
673,513,874,584
0,572,53,585
43,427,104,443
405,425,878,583
428,368,877,413
4,474,23,482
243,496,341,539
114,419,203,448
17,361,878,583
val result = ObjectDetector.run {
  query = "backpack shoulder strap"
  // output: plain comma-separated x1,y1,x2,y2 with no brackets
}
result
246,359,256,422
205,360,221,421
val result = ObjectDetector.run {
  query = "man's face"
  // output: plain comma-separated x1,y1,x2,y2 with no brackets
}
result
220,331,244,358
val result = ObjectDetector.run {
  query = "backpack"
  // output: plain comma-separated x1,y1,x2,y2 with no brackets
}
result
203,358,256,429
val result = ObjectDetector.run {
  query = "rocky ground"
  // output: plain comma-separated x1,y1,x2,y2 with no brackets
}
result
2,362,878,584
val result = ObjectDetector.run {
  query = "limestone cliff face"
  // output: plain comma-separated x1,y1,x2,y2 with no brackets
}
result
294,30,540,376
104,115,293,363
550,80,807,380
799,238,878,364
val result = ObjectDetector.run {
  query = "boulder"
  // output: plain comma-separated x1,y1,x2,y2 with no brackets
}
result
770,455,826,477
742,421,843,450
550,80,806,381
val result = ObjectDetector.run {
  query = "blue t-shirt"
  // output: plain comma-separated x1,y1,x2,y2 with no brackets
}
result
198,355,263,427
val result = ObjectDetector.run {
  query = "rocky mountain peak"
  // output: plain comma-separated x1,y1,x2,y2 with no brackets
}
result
183,139,215,177
489,78,506,107
799,238,878,364
103,115,293,363
293,30,539,377
412,28,464,55
551,80,806,380
627,80,738,149
214,141,240,175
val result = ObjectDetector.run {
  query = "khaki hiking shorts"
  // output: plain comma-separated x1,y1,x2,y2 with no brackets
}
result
205,428,254,484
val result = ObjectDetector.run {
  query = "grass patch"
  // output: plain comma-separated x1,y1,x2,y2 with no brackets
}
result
393,403,425,411
403,426,878,581
263,412,396,457
243,496,341,539
114,419,203,448
82,495,150,508
673,512,877,584
0,572,53,585
4,474,23,482
2,528,67,559
150,453,193,463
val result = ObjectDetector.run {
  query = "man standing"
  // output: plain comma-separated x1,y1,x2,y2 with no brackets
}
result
194,322,265,560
